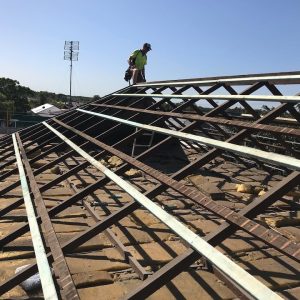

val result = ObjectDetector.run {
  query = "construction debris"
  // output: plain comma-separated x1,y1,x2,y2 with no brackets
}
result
107,156,123,167
188,174,225,200
261,212,300,228
124,168,143,178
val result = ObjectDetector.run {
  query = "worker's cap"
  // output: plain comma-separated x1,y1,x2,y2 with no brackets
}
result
143,43,152,50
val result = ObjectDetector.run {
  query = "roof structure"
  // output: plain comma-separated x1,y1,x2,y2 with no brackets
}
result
0,71,300,299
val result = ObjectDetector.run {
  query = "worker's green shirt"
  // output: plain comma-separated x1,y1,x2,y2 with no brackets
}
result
130,50,147,70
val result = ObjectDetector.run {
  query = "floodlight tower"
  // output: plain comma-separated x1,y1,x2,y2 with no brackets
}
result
64,41,79,108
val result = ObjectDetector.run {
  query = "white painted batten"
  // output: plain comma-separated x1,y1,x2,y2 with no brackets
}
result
77,109,300,171
12,134,58,300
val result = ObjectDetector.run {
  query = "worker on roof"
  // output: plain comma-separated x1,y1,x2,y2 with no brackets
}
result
127,43,152,85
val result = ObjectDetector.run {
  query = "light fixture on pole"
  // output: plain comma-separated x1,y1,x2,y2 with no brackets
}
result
64,41,79,108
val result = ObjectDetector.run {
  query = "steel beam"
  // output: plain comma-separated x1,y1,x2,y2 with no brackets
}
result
15,133,79,300
42,121,281,300
91,103,300,138
134,72,300,87
12,134,58,300
125,171,300,300
112,93,300,103
77,109,300,171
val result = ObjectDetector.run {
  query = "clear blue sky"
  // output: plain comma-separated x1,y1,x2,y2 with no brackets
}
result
1,0,300,97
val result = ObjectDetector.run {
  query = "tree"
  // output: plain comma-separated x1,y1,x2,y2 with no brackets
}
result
0,93,9,119
39,91,49,105
0,78,34,113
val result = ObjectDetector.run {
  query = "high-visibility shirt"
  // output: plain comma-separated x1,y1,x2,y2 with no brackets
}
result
130,50,147,70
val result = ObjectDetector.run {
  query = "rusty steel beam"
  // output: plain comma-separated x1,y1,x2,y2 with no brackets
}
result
0,200,140,296
1,112,177,247
0,89,124,174
53,117,300,262
99,100,297,159
31,122,284,299
0,118,240,295
0,113,191,245
124,171,300,300
0,172,107,248
77,108,300,171
118,91,299,299
15,133,79,300
12,134,58,300
62,159,151,281
1,74,299,298
119,101,299,299
88,199,150,279
0,95,140,191
91,103,300,138
50,85,281,191
84,199,150,280
0,142,296,298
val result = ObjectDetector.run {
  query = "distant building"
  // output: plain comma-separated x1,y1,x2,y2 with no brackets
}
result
0,104,64,134
31,103,63,118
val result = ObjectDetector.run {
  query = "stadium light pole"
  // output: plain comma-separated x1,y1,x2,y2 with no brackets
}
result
64,41,79,108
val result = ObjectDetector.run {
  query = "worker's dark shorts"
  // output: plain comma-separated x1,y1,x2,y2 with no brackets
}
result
137,71,146,83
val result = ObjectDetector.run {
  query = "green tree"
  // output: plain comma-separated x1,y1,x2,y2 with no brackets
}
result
0,77,34,113
39,91,49,105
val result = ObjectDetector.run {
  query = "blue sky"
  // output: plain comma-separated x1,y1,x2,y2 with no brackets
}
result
1,0,300,97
